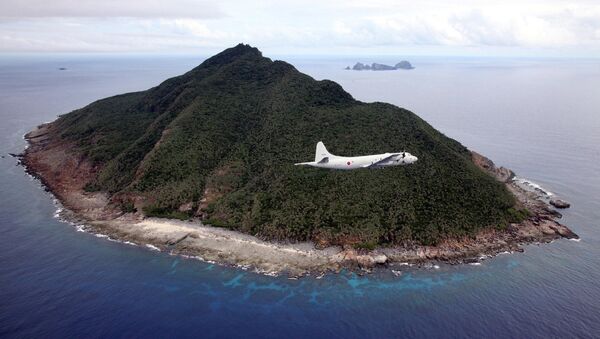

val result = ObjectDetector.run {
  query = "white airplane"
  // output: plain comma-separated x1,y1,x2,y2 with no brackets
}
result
295,141,417,170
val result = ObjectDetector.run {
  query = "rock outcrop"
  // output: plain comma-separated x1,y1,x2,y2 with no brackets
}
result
371,63,396,71
352,62,371,70
349,61,415,71
550,199,571,209
395,61,414,69
471,151,515,183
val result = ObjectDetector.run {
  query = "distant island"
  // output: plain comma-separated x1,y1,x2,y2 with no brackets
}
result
20,44,576,277
346,61,414,71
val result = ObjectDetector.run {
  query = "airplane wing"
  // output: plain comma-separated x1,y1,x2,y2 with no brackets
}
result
362,153,402,168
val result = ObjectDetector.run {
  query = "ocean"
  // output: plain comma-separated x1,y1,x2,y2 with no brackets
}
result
1,54,599,338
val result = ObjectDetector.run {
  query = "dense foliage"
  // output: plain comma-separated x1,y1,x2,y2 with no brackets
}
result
54,44,519,246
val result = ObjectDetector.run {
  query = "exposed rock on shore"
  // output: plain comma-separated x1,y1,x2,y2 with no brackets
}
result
471,151,515,182
550,199,571,209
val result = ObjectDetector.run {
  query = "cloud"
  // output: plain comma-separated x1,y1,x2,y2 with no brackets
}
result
327,2,600,49
1,0,600,55
0,18,232,52
0,0,223,19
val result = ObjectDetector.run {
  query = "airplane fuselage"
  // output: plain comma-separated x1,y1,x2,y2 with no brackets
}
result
295,142,418,170
310,153,416,170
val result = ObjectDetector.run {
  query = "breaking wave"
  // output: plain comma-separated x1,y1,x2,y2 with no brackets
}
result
145,244,160,251
514,177,554,197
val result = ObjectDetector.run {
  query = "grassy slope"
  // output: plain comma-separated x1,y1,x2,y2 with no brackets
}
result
52,44,519,246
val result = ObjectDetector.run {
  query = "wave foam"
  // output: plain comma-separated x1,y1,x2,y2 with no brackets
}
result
514,177,554,197
423,263,440,269
180,254,214,264
253,268,278,277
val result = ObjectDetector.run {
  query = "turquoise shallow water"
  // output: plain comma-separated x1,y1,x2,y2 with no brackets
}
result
1,55,599,338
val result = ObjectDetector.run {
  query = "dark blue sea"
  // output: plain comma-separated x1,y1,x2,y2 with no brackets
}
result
1,54,599,338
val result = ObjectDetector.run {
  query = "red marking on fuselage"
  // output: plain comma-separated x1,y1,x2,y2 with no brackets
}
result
347,161,351,166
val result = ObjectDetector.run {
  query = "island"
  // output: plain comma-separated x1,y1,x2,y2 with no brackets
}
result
21,44,577,277
349,61,414,71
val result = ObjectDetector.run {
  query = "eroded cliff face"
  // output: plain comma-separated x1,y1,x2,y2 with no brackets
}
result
22,124,117,220
471,151,515,183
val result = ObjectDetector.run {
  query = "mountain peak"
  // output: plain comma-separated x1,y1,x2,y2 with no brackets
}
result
202,43,264,67
231,43,261,54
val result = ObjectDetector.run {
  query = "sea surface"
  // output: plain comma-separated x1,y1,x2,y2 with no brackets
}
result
1,54,599,338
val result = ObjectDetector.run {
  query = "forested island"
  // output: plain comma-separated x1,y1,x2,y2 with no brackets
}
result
21,44,577,276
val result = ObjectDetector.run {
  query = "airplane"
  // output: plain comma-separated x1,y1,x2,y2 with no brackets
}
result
295,141,417,170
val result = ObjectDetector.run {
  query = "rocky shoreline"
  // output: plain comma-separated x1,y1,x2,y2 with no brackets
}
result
20,123,578,277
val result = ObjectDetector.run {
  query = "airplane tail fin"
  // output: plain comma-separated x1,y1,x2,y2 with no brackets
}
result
315,141,332,162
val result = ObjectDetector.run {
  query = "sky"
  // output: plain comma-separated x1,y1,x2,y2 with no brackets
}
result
1,0,600,57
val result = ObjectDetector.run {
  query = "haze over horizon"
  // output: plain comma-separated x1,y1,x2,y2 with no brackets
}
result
1,0,600,58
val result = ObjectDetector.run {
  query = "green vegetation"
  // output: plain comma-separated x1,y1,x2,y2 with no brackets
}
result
83,182,100,192
507,207,531,223
204,218,231,229
121,201,137,214
354,241,378,251
53,43,519,246
142,206,191,221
